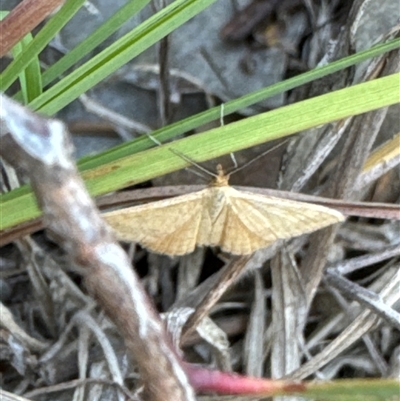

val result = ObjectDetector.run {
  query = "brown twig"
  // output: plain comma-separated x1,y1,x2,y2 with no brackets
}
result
2,185,398,247
0,94,195,401
97,187,400,219
0,0,67,57
180,255,251,344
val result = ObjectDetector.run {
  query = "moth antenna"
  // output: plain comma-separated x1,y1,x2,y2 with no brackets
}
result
169,148,218,178
186,167,209,181
227,139,290,176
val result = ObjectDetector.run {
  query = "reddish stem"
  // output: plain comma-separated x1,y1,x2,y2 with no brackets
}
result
185,363,306,395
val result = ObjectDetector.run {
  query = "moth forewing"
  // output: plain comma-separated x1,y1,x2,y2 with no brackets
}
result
231,189,345,239
103,168,345,256
104,189,207,255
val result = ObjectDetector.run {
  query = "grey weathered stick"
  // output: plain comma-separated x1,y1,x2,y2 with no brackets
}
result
324,269,400,330
180,255,252,344
289,266,400,380
302,48,399,303
0,389,33,401
328,244,400,275
0,94,195,401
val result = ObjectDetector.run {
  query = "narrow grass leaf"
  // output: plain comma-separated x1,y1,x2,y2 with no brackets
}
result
77,38,400,172
41,0,151,88
27,0,219,114
0,0,86,92
1,73,398,230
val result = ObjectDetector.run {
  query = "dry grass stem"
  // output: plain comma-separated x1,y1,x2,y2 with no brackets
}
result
0,94,195,401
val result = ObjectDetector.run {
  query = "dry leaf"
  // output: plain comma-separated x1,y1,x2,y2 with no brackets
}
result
103,166,344,256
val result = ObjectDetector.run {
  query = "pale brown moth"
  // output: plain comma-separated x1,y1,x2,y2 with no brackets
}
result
103,165,344,256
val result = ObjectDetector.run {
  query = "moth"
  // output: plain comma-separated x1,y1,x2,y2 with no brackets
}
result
103,165,344,256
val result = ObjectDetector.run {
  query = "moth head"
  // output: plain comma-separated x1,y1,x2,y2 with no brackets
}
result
211,164,230,187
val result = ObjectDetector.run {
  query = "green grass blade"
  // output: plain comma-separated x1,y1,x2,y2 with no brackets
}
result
299,379,400,401
77,38,400,171
3,39,397,197
41,0,151,88
27,0,219,115
0,11,42,103
81,73,400,195
11,33,42,103
2,73,398,230
0,0,86,92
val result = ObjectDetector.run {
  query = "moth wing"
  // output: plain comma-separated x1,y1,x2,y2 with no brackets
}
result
103,190,209,256
212,202,270,255
215,189,344,255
